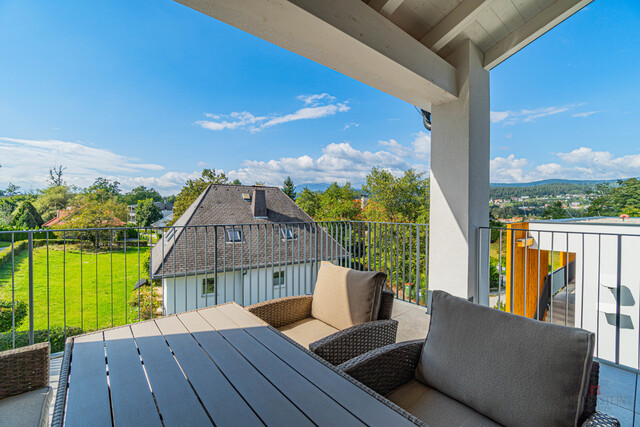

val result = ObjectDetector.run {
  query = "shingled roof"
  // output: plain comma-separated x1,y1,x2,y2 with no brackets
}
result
150,184,345,278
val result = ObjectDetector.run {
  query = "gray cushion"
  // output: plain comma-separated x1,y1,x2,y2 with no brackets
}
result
387,380,501,427
0,387,52,427
416,291,594,427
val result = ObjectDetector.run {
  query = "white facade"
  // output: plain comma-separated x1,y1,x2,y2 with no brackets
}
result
162,262,318,315
528,220,640,369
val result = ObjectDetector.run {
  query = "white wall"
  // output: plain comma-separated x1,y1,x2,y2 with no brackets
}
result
162,262,318,315
529,222,640,368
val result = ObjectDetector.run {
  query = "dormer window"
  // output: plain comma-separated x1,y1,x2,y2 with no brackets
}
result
280,227,295,240
225,228,243,243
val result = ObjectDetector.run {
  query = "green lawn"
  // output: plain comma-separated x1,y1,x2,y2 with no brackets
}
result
0,245,152,333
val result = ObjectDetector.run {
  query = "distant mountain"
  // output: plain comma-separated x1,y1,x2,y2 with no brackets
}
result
295,183,331,192
490,178,622,188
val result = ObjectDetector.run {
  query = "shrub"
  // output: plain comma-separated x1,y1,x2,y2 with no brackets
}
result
0,326,83,353
0,299,28,333
128,285,162,321
0,240,27,268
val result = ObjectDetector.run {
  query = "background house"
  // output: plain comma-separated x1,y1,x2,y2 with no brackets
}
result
151,184,345,314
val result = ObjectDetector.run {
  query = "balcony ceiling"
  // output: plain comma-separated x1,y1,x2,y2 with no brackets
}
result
365,0,593,69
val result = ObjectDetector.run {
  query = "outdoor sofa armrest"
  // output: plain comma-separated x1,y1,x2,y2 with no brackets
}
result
337,339,423,396
310,319,398,366
377,290,395,320
0,342,50,400
581,411,620,427
246,295,313,328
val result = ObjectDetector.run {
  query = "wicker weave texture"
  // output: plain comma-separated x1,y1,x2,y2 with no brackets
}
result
310,319,399,366
582,411,621,427
338,340,423,396
378,290,395,320
246,295,312,328
0,342,50,400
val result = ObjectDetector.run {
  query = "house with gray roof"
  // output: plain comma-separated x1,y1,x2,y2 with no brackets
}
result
151,184,346,314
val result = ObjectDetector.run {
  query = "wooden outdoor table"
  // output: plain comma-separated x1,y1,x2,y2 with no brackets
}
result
53,303,418,426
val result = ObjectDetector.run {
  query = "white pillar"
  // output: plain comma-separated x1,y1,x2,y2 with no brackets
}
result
428,39,490,302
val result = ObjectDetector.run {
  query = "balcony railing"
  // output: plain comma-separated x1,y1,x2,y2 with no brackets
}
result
0,220,428,353
478,222,640,370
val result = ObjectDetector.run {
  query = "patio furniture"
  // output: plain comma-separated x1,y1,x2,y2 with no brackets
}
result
247,261,398,365
0,342,52,427
339,290,620,427
52,302,422,426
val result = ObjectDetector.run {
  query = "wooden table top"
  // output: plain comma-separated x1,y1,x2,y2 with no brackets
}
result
58,303,417,426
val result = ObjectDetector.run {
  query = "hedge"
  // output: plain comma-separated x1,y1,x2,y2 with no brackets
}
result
0,299,28,333
0,326,83,353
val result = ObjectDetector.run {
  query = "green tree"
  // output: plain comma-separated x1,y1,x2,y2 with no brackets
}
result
35,185,75,222
296,188,321,218
57,194,127,247
586,178,640,217
232,179,242,185
316,182,360,220
122,186,163,205
48,165,66,186
543,201,570,219
4,183,20,197
362,167,429,222
136,198,163,226
9,200,43,229
282,176,296,201
85,177,121,202
171,169,229,225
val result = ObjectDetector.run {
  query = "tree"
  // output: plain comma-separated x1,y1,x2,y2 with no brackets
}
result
296,188,321,218
543,201,570,219
255,181,265,186
136,198,163,226
49,165,66,186
57,194,127,247
9,201,43,229
85,177,121,202
4,183,20,197
282,176,296,201
35,185,75,221
122,186,162,205
586,178,640,217
171,169,229,225
316,182,360,220
362,167,429,223
232,179,242,185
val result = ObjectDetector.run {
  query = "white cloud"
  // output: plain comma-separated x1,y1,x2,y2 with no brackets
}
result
378,139,412,157
196,93,349,133
572,111,599,118
491,104,581,125
343,122,359,130
197,161,209,168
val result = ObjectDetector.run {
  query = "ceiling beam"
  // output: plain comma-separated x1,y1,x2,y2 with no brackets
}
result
420,0,493,53
484,0,593,69
175,0,458,109
368,0,405,18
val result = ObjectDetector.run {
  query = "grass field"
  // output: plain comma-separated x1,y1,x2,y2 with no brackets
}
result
0,245,152,332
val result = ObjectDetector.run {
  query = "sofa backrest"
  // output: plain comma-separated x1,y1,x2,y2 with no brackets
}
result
415,291,594,427
311,262,386,330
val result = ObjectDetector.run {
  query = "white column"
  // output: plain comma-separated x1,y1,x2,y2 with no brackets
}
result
428,39,490,302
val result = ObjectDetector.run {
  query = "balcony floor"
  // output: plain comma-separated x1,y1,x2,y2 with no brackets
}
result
48,300,638,426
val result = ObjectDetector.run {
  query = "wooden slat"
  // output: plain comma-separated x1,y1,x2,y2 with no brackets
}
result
178,310,313,426
130,321,211,426
103,326,162,426
217,304,418,426
64,333,111,427
154,316,263,426
200,307,364,426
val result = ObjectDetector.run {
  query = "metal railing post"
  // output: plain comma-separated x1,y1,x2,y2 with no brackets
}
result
28,231,34,345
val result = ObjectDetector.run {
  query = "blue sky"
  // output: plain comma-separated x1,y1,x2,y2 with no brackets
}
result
0,0,639,195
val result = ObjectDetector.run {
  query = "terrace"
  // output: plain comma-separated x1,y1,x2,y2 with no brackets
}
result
1,0,636,425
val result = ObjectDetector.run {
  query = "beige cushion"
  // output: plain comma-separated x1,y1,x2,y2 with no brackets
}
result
311,262,386,330
387,380,500,427
278,317,340,348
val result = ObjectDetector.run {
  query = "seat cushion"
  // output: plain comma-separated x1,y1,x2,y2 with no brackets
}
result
278,317,340,348
0,386,52,427
387,380,500,427
416,291,595,427
311,261,386,330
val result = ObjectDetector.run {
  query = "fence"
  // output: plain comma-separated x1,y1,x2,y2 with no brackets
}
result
0,220,428,352
478,221,640,370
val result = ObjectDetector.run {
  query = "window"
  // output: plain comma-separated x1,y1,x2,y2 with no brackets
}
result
273,271,285,287
202,277,215,295
225,228,243,243
280,227,295,240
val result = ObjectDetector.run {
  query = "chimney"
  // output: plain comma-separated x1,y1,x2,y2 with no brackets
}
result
252,189,268,218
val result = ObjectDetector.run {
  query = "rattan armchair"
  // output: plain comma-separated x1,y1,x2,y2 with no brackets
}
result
247,289,398,365
0,342,53,427
339,340,619,426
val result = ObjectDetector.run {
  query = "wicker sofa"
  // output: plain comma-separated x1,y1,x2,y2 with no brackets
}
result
339,291,620,427
0,342,52,427
247,261,398,365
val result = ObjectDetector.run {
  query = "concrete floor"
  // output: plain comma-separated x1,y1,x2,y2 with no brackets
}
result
391,299,430,342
